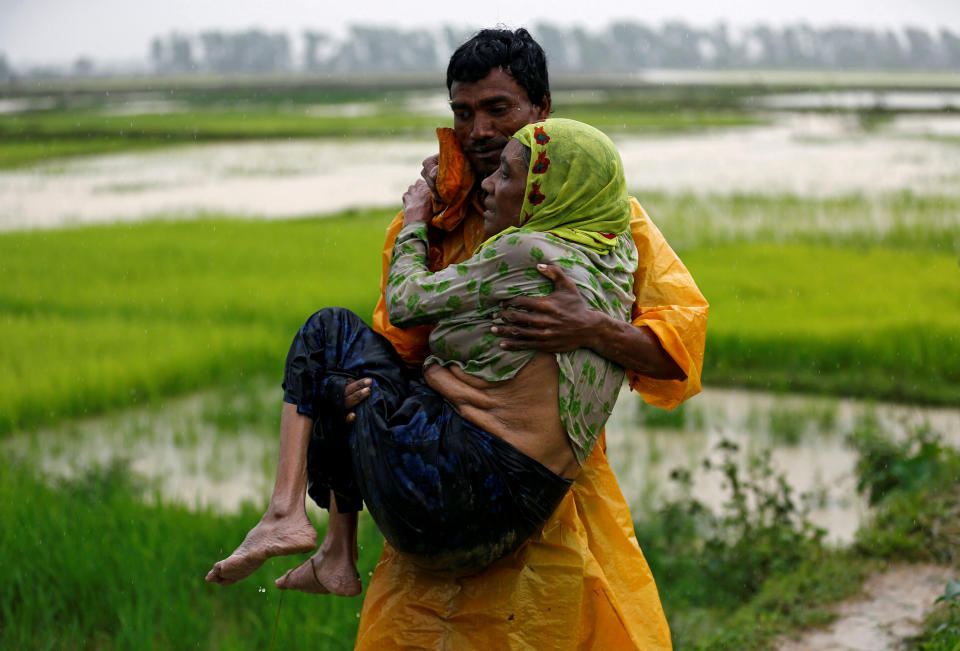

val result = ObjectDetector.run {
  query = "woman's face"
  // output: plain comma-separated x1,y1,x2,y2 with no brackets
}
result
480,138,529,239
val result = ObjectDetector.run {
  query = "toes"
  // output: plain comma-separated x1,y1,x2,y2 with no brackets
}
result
205,563,225,584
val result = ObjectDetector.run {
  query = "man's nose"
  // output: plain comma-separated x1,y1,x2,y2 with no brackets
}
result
470,114,495,141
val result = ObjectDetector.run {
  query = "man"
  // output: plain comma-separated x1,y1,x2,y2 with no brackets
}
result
351,28,708,650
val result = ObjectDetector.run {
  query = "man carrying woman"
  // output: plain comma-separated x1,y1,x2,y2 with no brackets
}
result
208,29,707,650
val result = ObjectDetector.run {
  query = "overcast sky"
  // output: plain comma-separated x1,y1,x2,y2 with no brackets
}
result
2,0,959,66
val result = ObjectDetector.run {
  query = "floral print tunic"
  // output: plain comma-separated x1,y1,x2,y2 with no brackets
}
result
386,222,637,465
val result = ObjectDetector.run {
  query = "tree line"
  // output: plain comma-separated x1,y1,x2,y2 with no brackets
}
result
148,22,960,74
5,21,959,80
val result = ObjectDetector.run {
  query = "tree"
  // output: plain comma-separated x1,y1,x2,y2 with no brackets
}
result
149,33,195,73
199,30,291,73
303,30,330,71
72,57,94,76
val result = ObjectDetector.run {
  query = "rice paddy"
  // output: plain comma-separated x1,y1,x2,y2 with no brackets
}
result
2,74,959,649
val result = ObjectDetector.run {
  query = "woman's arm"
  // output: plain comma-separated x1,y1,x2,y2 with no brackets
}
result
387,228,561,330
385,223,485,328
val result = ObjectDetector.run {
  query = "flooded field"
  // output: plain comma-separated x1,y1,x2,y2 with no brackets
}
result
6,382,958,544
607,388,960,544
2,112,960,231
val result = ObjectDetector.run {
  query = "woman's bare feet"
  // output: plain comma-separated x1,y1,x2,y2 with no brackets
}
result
274,545,362,597
206,509,317,585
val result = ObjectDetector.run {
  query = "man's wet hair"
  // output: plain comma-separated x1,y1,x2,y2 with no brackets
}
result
446,28,550,107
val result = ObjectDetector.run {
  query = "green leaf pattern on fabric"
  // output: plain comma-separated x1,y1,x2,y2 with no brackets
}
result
386,222,638,465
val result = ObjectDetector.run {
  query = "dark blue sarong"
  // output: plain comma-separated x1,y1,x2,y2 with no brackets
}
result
282,307,572,574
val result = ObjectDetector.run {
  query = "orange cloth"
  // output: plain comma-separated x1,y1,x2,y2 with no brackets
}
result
359,128,708,650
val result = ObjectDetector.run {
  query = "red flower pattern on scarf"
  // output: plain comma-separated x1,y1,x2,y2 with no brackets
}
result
528,182,545,206
533,126,550,145
532,150,550,174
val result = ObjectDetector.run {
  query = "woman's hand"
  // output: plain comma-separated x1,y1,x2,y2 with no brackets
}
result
343,378,372,425
402,178,434,226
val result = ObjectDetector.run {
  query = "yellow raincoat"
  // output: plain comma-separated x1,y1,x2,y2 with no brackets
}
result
358,129,708,650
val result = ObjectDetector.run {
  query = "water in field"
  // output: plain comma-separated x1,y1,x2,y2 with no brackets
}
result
3,112,960,231
5,384,959,544
605,388,960,544
753,90,960,111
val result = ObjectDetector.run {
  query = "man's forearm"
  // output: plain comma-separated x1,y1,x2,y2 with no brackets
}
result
589,312,686,381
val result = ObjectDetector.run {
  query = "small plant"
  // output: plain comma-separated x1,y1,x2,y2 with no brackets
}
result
913,580,960,651
852,424,960,564
768,406,808,445
638,439,826,608
637,400,688,429
849,422,953,506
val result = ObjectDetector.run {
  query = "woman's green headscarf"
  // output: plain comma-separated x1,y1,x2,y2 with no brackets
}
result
479,118,631,254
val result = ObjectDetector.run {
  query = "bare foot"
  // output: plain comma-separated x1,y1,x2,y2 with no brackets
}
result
274,546,362,597
206,510,317,586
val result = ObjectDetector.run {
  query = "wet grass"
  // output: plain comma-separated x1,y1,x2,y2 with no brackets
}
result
0,101,760,168
684,242,960,406
0,457,384,650
0,108,442,168
639,190,960,253
3,199,959,435
0,211,386,435
636,423,960,649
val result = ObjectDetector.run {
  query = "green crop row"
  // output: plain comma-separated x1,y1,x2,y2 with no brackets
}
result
5,413,956,649
685,242,960,404
0,457,381,650
641,190,960,253
2,207,958,436
0,105,759,168
0,212,387,435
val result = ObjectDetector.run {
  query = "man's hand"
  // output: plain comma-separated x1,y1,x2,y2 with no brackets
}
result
420,153,440,199
495,263,687,380
402,179,434,226
492,263,603,353
343,378,372,425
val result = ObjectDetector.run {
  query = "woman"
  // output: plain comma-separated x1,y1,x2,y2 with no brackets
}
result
206,118,638,594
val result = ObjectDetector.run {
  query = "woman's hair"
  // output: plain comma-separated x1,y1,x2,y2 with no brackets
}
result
446,28,550,108
518,142,531,169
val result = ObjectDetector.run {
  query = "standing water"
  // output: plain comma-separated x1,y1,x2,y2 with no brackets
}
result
5,382,958,544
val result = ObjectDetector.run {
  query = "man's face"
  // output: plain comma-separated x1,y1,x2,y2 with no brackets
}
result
449,67,550,176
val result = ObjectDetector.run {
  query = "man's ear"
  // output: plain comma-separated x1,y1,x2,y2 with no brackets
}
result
536,93,552,119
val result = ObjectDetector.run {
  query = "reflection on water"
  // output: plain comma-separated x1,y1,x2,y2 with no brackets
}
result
4,113,960,231
752,90,960,111
5,381,958,544
3,388,280,513
606,388,960,544
0,139,434,231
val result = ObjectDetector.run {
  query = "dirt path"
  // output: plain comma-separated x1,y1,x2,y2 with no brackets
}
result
778,563,956,651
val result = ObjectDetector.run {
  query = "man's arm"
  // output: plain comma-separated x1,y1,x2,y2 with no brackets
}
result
494,264,685,379
494,199,709,410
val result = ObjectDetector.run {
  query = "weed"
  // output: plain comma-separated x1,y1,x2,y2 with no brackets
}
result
634,439,868,648
768,406,808,445
638,440,826,608
637,400,689,429
913,580,960,650
852,424,960,564
850,423,954,505
0,458,384,649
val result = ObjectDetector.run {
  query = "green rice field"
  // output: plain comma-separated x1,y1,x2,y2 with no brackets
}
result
2,74,959,649
2,190,958,436
0,101,759,169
